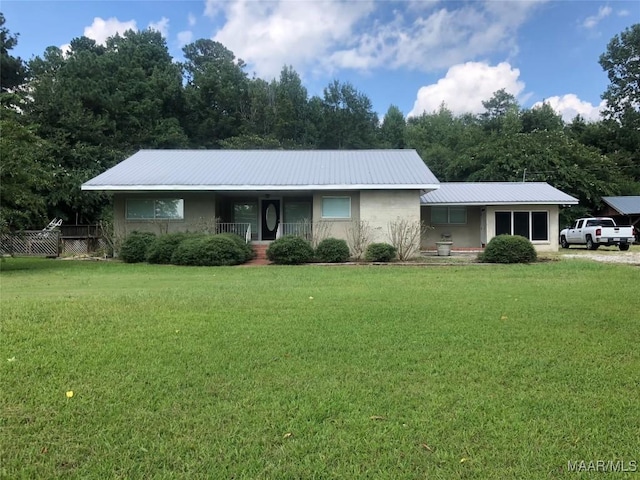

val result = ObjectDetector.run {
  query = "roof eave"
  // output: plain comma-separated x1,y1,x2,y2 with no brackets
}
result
82,183,441,192
420,200,579,206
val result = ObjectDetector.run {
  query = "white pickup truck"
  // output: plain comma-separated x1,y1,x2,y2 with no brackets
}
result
560,217,635,251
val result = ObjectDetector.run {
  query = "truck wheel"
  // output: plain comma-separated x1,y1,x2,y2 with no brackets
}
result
586,236,599,250
560,236,569,249
620,244,630,251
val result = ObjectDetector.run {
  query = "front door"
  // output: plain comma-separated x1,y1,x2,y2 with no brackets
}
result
261,199,280,240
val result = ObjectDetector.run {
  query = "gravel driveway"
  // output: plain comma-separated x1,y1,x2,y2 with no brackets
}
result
562,252,640,264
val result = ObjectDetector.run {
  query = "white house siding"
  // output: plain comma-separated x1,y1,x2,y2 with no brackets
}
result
360,190,421,247
113,192,216,237
485,204,560,252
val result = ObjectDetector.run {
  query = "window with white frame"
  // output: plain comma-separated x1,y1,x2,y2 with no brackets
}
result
431,206,467,224
126,198,184,220
321,196,351,219
495,211,548,241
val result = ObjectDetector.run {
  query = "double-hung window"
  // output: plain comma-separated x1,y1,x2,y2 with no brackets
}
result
431,206,467,224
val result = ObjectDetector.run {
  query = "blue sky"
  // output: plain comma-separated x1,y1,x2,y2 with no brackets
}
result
2,0,638,121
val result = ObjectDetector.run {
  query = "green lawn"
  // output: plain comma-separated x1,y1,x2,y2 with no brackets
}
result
1,258,639,479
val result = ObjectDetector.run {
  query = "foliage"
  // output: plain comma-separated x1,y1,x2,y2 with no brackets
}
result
215,233,254,262
364,242,397,262
315,237,350,263
119,231,157,263
171,234,248,266
146,232,190,264
379,105,406,148
0,13,26,93
387,217,426,261
266,235,314,264
345,220,373,260
479,235,537,264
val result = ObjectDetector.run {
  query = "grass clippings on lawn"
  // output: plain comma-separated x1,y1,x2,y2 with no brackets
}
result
1,258,639,479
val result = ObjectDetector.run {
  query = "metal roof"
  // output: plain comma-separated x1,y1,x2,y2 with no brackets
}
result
602,196,640,215
81,149,440,191
420,182,578,205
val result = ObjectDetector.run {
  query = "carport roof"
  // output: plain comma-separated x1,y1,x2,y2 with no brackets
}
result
420,182,578,206
602,196,640,215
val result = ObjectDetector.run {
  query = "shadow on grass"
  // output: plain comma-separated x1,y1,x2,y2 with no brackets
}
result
0,257,79,273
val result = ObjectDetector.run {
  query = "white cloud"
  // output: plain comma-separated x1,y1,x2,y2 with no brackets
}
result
188,13,197,26
582,5,612,29
177,30,194,47
617,9,630,17
533,95,605,122
212,0,375,79
207,0,541,79
60,43,71,56
83,17,137,45
408,62,525,117
148,17,170,38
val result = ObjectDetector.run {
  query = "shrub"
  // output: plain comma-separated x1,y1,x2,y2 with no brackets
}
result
146,233,189,264
216,233,255,262
171,235,248,266
119,231,156,263
479,235,537,264
266,235,314,265
364,242,397,262
315,237,350,263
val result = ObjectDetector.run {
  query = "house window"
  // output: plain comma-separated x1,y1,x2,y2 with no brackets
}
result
233,202,258,236
431,206,467,224
126,199,184,220
321,196,351,219
495,211,549,241
284,201,311,224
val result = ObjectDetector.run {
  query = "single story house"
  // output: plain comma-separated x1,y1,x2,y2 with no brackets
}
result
420,182,579,252
81,149,440,249
597,196,640,241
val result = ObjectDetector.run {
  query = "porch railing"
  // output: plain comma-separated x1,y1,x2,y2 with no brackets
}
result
276,222,313,242
215,223,252,242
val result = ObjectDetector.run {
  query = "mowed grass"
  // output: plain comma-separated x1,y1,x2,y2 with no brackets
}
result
1,258,639,479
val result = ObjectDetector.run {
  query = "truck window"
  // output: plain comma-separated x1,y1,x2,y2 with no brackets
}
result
598,219,615,227
576,220,584,228
586,220,597,227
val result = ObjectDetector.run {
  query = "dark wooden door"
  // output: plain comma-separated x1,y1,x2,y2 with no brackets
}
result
261,199,280,240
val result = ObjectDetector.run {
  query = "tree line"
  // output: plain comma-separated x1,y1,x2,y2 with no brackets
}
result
1,13,638,230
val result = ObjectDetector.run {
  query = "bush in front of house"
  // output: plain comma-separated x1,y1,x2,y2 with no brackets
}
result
315,237,350,263
215,233,255,262
364,242,397,262
146,232,190,264
266,235,314,265
479,234,537,264
119,231,157,263
171,234,249,266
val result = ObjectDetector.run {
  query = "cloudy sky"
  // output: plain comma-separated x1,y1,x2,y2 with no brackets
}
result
3,0,637,121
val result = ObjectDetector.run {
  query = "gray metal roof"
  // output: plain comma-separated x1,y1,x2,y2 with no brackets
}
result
602,196,640,215
82,149,440,191
420,182,578,205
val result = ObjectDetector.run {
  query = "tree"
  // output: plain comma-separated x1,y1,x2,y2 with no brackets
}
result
599,24,640,131
0,13,26,93
182,39,249,147
521,102,564,133
320,80,378,149
379,105,406,148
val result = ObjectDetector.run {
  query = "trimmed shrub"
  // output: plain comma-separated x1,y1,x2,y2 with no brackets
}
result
266,235,314,265
364,242,397,262
171,235,248,266
146,233,189,264
315,237,350,263
119,231,156,263
479,235,537,264
216,233,255,262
